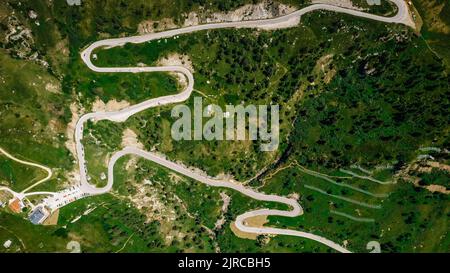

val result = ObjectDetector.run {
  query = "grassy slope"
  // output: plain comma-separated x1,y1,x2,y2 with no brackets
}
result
84,10,449,252
412,0,450,72
0,0,448,253
0,50,73,192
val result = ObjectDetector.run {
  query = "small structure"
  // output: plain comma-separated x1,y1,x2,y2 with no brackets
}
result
366,0,381,5
8,198,24,213
67,0,82,6
28,10,38,19
3,240,12,249
28,206,50,225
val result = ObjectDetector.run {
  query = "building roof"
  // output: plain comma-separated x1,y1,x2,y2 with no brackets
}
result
3,240,12,248
8,198,22,213
29,207,47,225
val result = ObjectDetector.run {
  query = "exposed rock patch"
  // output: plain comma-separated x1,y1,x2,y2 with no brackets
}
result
121,128,144,149
157,53,194,88
199,0,296,24
91,98,130,112
138,1,297,35
230,215,268,240
311,0,363,10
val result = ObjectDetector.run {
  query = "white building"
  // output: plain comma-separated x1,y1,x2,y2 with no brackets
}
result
3,240,12,249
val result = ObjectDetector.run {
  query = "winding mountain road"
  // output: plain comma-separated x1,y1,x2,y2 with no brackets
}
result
73,0,413,253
